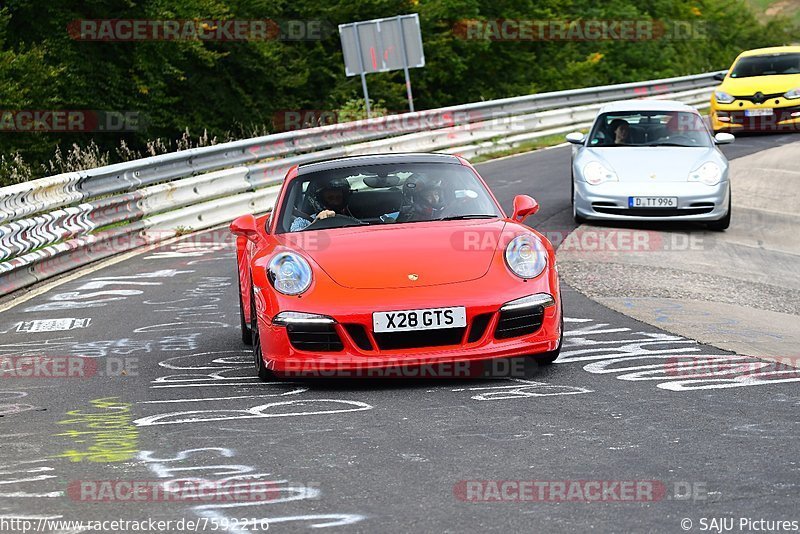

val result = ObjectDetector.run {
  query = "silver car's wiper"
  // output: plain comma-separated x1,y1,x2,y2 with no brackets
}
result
646,142,694,147
436,214,498,221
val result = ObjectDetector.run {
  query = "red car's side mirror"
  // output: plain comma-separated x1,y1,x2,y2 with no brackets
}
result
511,195,539,222
230,214,260,242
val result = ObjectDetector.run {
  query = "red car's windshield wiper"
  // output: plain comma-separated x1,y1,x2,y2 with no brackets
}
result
436,214,498,221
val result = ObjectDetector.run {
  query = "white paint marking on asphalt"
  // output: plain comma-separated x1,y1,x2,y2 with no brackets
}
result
150,382,267,388
139,447,365,531
152,375,256,384
133,399,374,426
0,475,57,484
564,323,631,336
0,391,27,399
0,491,62,497
562,318,800,390
0,515,63,519
157,351,249,370
23,269,196,312
658,370,800,391
14,318,91,333
134,321,229,333
247,514,366,528
0,404,37,416
0,230,208,314
466,381,593,401
138,448,236,463
139,390,308,403
0,467,54,475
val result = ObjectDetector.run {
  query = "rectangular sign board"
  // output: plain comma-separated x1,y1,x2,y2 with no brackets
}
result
339,14,425,77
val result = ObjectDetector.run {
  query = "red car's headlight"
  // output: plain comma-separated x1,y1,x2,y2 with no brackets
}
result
267,252,312,295
504,235,547,279
501,293,555,311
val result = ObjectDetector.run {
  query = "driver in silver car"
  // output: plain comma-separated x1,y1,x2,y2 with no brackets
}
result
609,118,631,145
290,177,355,231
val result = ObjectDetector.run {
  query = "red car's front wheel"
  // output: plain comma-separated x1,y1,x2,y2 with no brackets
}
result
250,288,275,381
533,303,563,365
238,278,253,346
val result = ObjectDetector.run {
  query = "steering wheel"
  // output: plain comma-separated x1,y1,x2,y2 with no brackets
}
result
437,196,473,219
303,214,364,231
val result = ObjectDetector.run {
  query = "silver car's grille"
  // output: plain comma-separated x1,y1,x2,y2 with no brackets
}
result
592,205,715,217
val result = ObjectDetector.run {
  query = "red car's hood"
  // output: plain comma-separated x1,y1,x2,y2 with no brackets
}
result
282,220,507,289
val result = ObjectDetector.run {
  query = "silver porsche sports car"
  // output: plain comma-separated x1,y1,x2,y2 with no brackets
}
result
567,100,734,230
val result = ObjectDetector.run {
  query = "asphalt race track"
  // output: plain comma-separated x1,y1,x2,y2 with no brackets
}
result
0,133,798,533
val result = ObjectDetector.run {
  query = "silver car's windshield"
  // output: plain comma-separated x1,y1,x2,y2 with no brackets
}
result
275,162,502,234
588,111,712,148
730,53,800,78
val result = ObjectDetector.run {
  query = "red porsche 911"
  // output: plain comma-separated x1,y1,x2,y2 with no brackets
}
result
230,153,562,379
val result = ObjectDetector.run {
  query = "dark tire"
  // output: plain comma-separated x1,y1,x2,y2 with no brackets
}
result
534,307,564,365
707,195,731,231
250,289,275,381
571,175,587,224
572,202,587,225
238,278,252,346
570,173,575,207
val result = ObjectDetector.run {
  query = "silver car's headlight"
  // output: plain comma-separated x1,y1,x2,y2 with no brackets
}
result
504,235,547,279
582,161,618,185
688,162,722,186
714,91,735,104
267,252,312,295
784,87,800,100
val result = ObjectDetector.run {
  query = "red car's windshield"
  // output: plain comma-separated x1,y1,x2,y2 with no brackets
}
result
275,162,502,233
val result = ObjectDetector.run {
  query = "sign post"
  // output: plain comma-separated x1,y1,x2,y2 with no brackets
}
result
339,14,425,117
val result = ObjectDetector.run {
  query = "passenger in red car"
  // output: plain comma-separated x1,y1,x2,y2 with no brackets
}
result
399,174,448,222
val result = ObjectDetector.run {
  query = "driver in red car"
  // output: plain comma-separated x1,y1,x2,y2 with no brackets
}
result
290,177,355,231
397,174,448,222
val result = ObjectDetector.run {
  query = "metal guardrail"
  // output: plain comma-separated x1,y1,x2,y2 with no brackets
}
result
0,71,722,295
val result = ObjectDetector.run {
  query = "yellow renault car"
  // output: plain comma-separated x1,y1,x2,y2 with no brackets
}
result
710,46,800,133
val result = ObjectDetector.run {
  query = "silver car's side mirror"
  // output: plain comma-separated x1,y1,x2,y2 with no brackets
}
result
714,132,735,145
565,132,586,145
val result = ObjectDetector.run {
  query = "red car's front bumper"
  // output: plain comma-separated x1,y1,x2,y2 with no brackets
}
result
255,290,561,377
249,220,562,378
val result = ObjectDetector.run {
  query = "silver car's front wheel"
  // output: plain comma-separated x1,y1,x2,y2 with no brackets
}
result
572,177,587,224
707,194,731,231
